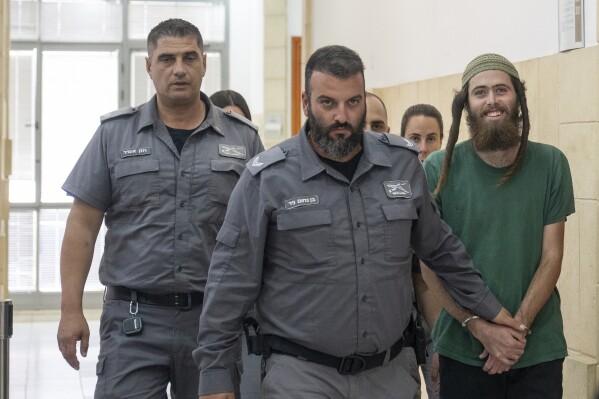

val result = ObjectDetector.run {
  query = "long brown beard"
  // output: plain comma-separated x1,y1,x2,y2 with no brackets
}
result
466,103,521,151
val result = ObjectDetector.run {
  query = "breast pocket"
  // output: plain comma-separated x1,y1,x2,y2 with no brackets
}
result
382,203,418,262
271,208,336,272
113,158,160,209
210,159,245,205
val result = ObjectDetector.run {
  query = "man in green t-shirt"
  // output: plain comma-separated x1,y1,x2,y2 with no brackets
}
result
422,53,575,398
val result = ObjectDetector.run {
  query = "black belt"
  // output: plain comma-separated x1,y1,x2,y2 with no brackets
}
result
266,334,405,375
104,286,203,311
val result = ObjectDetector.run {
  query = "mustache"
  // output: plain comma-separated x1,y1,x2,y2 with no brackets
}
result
482,103,508,115
328,122,353,131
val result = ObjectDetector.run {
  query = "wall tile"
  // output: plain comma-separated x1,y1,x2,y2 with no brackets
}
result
519,58,541,143
578,200,598,358
264,15,287,48
537,56,560,147
559,47,599,123
563,353,597,399
264,79,286,112
264,0,286,16
264,47,286,79
559,122,599,200
561,208,580,348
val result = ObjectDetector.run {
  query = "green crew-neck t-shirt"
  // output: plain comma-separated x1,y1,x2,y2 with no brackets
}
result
423,140,575,368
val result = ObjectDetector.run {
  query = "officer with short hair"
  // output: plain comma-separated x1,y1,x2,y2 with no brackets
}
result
195,45,523,399
57,18,263,398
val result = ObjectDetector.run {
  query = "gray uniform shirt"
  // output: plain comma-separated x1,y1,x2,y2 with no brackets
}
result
195,126,501,395
62,93,264,294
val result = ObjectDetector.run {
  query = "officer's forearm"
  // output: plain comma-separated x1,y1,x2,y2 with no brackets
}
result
60,198,104,313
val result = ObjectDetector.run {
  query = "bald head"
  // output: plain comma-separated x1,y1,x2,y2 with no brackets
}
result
365,92,390,133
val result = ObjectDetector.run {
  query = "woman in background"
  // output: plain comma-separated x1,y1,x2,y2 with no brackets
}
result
401,103,444,399
209,89,261,399
210,90,252,121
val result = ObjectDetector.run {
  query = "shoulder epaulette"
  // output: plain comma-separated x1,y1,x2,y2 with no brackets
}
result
246,146,286,176
100,107,137,123
379,132,419,154
224,110,259,132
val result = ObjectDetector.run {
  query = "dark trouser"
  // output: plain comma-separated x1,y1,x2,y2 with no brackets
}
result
439,355,564,399
94,298,241,399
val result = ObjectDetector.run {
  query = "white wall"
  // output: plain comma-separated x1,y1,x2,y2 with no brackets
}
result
310,0,597,89
229,0,264,116
288,0,303,36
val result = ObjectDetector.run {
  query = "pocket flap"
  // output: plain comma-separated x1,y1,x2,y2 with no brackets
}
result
211,159,244,176
382,203,417,221
216,225,240,247
114,159,159,178
277,209,332,231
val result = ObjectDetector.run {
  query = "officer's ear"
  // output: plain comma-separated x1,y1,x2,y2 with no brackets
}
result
301,91,309,117
145,57,152,77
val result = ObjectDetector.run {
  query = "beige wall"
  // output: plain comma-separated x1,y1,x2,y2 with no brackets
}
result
0,0,9,300
375,46,599,399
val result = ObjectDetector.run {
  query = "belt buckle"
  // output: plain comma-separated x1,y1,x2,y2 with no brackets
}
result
337,354,366,375
174,293,192,310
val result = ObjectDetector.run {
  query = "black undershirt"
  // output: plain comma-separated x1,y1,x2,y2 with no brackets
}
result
166,99,207,154
166,126,198,154
318,150,363,181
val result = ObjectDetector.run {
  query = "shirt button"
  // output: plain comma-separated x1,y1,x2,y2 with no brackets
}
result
180,171,187,177
178,233,184,240
356,221,361,228
362,331,368,338
361,294,367,302
177,265,183,272
180,201,186,208
360,258,365,265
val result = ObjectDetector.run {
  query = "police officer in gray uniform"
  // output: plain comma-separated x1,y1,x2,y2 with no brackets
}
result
195,45,524,399
57,19,263,398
